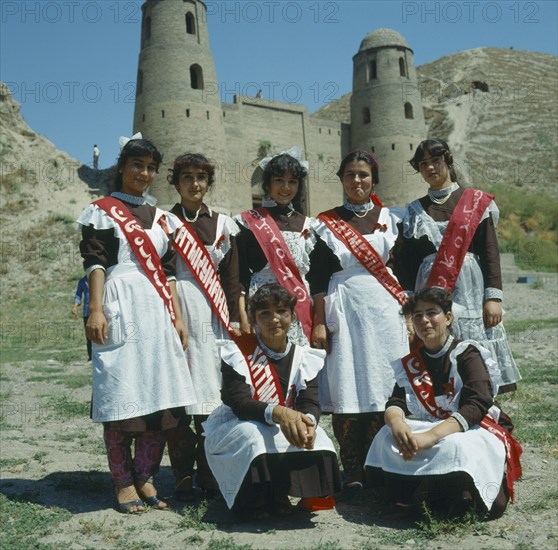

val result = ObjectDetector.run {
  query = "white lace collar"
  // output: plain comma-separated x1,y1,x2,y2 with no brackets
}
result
424,334,454,359
111,192,146,205
256,332,292,361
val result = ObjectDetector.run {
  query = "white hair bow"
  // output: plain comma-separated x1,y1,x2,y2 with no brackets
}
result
259,145,309,171
118,132,143,151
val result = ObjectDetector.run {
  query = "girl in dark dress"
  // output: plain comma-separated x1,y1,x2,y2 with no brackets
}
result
165,153,241,501
393,139,520,393
235,147,317,346
78,136,197,513
310,150,409,488
203,284,341,519
366,287,522,519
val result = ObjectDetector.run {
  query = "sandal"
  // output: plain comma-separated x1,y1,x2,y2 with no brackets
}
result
135,480,169,510
343,471,364,490
115,485,145,514
143,495,168,509
117,499,145,514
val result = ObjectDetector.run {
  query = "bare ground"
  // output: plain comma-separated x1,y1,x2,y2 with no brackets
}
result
1,275,557,549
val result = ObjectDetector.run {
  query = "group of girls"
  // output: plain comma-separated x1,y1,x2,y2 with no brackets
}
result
78,134,521,520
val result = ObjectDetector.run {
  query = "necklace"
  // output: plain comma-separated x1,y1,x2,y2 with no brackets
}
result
182,205,201,223
111,191,146,205
345,199,372,218
428,182,458,205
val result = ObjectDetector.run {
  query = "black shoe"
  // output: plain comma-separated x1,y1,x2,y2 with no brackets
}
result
174,475,196,503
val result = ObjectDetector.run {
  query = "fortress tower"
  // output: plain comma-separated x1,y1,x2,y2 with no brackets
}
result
130,5,424,212
350,28,426,205
133,0,231,209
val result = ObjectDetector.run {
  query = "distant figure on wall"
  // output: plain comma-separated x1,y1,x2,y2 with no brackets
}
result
93,144,100,169
71,276,92,361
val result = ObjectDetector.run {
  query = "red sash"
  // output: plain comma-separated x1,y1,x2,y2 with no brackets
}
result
172,220,232,336
235,334,286,406
318,209,407,306
479,416,523,502
400,346,522,502
426,188,494,291
241,208,312,340
400,347,453,420
94,197,176,324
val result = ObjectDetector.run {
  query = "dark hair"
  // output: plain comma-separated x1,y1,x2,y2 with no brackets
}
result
262,154,307,213
113,138,163,192
402,287,453,317
167,152,216,187
336,150,379,184
409,139,457,182
247,284,297,324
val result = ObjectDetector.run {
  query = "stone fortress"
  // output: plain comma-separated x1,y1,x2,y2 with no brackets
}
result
134,0,426,214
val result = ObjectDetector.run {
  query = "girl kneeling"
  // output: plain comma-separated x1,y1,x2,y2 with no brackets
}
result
204,284,341,519
365,287,522,519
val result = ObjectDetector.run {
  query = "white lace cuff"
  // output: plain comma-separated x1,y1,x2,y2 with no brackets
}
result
85,264,105,278
484,287,503,301
451,412,469,432
167,275,176,282
305,413,317,425
264,403,276,425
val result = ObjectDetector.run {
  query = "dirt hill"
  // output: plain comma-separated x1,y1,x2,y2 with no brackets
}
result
0,83,96,296
313,47,558,196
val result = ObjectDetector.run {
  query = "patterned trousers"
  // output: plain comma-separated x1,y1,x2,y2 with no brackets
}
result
166,414,217,490
332,412,385,477
103,427,166,487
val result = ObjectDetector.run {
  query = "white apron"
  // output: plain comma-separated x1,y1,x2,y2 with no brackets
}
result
175,213,239,415
365,341,506,510
236,214,317,346
77,204,197,423
203,341,337,508
314,208,409,413
402,198,521,387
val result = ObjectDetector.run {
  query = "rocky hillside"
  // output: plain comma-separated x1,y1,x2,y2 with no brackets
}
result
313,47,558,196
0,83,96,296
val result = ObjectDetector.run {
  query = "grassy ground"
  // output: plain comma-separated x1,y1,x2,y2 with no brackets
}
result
1,349,557,548
479,184,558,272
0,277,84,365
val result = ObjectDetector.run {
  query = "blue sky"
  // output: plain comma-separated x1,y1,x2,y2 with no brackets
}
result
2,0,557,167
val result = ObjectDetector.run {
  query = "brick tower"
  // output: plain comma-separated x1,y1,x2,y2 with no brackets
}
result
350,28,426,206
133,0,229,209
